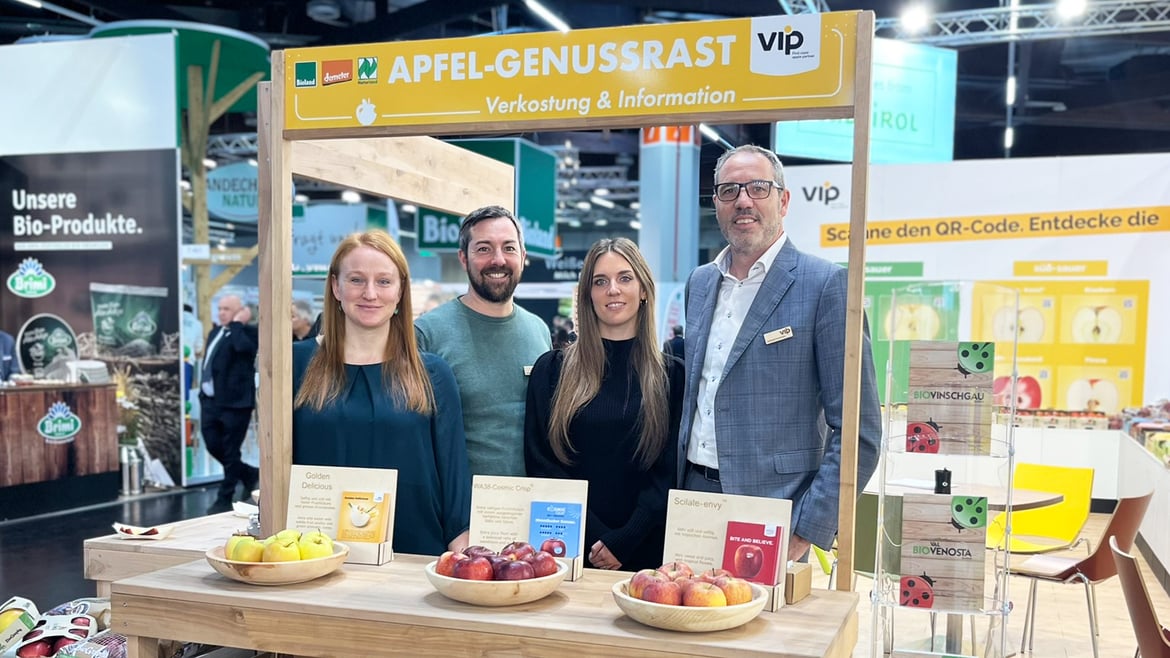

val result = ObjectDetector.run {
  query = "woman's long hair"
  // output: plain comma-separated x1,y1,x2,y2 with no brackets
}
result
548,238,667,469
294,230,434,415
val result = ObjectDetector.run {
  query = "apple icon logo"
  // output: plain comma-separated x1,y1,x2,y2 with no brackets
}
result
356,99,377,126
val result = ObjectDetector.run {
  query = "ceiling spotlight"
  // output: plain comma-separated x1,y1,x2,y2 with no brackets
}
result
1004,126,1015,150
575,201,591,210
629,220,642,230
568,220,582,228
202,158,218,170
401,204,418,213
630,201,641,210
1057,0,1087,19
1005,76,1017,106
294,193,309,203
595,219,609,227
247,158,258,167
524,0,570,33
900,4,931,34
593,188,610,196
179,180,191,191
590,195,615,209
341,190,361,204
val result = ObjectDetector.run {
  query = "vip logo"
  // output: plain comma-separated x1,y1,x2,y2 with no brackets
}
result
749,14,822,77
802,181,840,205
37,401,82,443
294,61,317,88
358,57,378,83
322,59,353,85
7,258,55,298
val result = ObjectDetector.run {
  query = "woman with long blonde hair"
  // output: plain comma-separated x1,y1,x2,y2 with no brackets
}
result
293,230,470,555
524,238,683,571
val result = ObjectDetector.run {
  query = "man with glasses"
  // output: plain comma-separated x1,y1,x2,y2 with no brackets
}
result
416,205,551,477
677,145,881,561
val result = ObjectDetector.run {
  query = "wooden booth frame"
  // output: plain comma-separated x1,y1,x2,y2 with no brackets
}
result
256,11,875,592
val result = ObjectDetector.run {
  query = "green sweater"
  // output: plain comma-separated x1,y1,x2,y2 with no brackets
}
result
416,298,551,477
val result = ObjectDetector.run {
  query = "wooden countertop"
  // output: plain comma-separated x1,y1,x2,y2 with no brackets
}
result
110,553,858,658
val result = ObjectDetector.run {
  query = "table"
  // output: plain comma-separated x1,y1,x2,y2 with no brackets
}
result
83,512,244,597
109,554,859,658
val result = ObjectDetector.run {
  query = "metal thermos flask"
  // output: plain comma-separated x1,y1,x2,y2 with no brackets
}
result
120,445,143,496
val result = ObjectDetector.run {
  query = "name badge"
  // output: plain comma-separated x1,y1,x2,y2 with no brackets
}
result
764,326,794,345
523,365,533,376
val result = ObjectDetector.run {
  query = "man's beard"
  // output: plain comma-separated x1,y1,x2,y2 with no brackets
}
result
469,267,518,303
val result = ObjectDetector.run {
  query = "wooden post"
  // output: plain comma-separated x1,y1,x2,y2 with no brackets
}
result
836,10,875,592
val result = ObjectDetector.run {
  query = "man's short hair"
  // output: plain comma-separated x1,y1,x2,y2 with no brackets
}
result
457,205,524,254
292,299,315,322
672,325,684,337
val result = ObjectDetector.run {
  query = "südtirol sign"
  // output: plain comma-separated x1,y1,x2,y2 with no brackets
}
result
283,12,859,131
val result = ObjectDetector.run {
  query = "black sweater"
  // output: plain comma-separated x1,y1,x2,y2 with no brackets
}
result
524,338,684,571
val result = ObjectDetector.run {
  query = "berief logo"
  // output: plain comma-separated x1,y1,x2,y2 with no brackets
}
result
294,62,317,88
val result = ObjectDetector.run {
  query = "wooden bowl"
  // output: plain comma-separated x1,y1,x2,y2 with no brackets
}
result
205,542,349,586
424,560,568,606
611,580,768,632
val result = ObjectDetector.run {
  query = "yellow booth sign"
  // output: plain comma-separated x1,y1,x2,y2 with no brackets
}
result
283,12,858,132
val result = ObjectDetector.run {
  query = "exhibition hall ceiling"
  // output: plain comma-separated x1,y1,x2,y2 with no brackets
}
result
4,0,1170,227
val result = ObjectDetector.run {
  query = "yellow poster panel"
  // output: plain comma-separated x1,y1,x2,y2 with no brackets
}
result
821,205,1169,248
971,280,1147,412
284,12,858,131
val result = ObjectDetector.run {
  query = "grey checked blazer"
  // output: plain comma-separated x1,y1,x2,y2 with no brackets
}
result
677,239,882,549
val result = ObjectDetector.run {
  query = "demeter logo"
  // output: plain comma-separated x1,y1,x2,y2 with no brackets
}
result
802,181,840,206
7,258,55,298
358,57,378,83
749,14,822,77
37,401,82,443
322,59,353,85
294,61,317,88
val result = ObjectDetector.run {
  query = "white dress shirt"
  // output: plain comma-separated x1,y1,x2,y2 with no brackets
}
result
687,233,788,469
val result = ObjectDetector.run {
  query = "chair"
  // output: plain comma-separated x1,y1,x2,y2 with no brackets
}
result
986,463,1094,553
1110,535,1170,658
1011,490,1153,657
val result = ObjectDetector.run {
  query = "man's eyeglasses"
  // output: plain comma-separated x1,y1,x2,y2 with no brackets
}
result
714,180,781,202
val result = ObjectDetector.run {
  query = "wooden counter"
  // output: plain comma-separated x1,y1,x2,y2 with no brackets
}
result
84,512,245,597
110,554,858,658
0,382,118,486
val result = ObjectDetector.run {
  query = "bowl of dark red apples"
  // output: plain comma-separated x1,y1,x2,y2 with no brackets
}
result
424,541,569,606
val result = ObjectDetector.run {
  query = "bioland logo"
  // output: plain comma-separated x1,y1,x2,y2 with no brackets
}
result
7,257,55,298
294,61,317,88
38,401,82,443
749,14,822,77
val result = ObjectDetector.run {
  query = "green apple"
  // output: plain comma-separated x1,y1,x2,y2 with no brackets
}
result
230,536,264,562
262,538,301,562
274,528,302,543
298,530,334,560
224,532,252,559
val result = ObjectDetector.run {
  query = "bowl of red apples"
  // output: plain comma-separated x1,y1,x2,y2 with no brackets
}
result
424,541,569,606
611,560,768,632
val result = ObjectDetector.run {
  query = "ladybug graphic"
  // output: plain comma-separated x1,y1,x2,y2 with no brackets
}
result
900,573,935,608
906,419,941,453
951,496,988,530
956,342,994,377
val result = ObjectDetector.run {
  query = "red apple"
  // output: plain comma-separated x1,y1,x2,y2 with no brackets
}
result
713,575,754,605
452,555,494,580
733,543,765,579
529,550,559,578
993,375,1042,410
52,638,79,654
640,579,683,605
628,569,668,598
464,545,496,559
540,537,567,558
501,541,536,562
487,554,511,571
16,640,53,658
696,567,734,584
494,559,536,580
682,581,728,607
435,550,467,577
657,560,694,581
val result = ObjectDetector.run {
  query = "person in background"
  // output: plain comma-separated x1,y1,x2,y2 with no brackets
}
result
415,205,551,478
525,238,684,572
0,329,16,381
678,144,882,561
291,300,315,341
663,325,685,361
199,294,260,514
293,230,470,556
